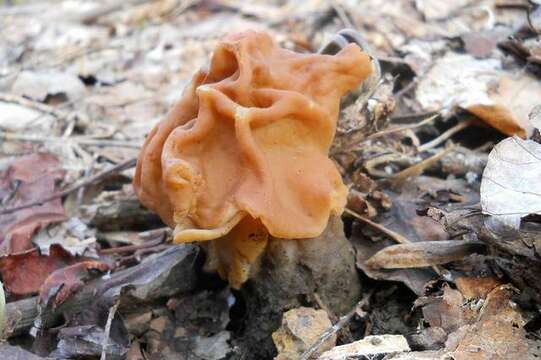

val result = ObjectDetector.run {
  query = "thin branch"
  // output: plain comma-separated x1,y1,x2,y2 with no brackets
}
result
312,293,354,344
527,6,541,34
0,131,142,149
300,290,374,360
78,0,151,24
345,208,445,275
330,1,354,28
344,208,411,244
417,119,473,153
0,92,66,118
99,236,165,255
100,299,120,360
0,158,137,216
364,113,439,141
390,146,455,187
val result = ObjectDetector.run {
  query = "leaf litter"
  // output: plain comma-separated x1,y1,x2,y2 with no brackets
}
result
0,0,540,359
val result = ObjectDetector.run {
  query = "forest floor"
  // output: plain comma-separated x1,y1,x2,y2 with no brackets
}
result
1,0,541,359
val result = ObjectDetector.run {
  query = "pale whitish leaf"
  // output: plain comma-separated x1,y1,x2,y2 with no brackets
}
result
481,136,541,234
416,54,540,136
0,102,54,131
414,0,471,21
319,335,410,359
11,70,85,102
416,53,500,113
33,218,97,257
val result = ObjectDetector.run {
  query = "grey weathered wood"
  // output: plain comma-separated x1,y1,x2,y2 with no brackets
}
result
5,296,39,338
3,245,199,338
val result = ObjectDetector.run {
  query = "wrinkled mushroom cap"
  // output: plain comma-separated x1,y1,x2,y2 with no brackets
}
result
134,31,373,287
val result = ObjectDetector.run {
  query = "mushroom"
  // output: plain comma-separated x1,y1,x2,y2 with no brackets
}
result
134,30,379,356
134,30,377,356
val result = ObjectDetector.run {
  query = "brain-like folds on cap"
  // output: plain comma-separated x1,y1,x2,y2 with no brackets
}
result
134,31,372,286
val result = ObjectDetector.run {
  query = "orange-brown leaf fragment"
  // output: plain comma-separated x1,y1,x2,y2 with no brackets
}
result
134,31,373,287
468,104,527,138
0,245,74,296
39,260,110,308
454,276,501,300
0,153,66,255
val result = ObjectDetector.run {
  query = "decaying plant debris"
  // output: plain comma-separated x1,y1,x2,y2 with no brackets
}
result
1,0,541,359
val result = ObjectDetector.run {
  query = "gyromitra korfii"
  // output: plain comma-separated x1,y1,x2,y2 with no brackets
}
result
134,31,374,288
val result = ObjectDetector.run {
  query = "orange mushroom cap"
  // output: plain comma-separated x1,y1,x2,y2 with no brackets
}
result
134,31,373,287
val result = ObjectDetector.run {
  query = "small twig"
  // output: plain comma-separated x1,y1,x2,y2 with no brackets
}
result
75,155,98,214
1,45,122,81
100,299,120,360
0,131,142,149
526,4,541,34
313,293,337,323
389,146,456,187
496,2,540,34
0,92,66,118
313,293,354,344
117,244,172,266
344,208,411,244
0,158,137,215
99,236,165,255
364,114,439,141
417,119,473,153
1,180,21,206
78,0,150,24
167,0,200,20
331,1,354,28
346,207,446,275
300,290,374,360
394,77,419,99
363,152,415,178
390,111,442,124
140,227,171,240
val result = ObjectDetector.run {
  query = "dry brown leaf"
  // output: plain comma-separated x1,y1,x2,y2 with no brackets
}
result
354,241,434,296
416,53,540,137
419,285,473,333
454,277,502,300
365,240,484,269
418,280,535,359
0,153,66,255
0,245,76,296
446,286,531,360
468,103,527,137
450,319,529,360
351,176,470,295
467,73,541,137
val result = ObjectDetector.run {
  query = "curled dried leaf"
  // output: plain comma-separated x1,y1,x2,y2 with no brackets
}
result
481,136,541,235
365,240,484,269
39,260,111,309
